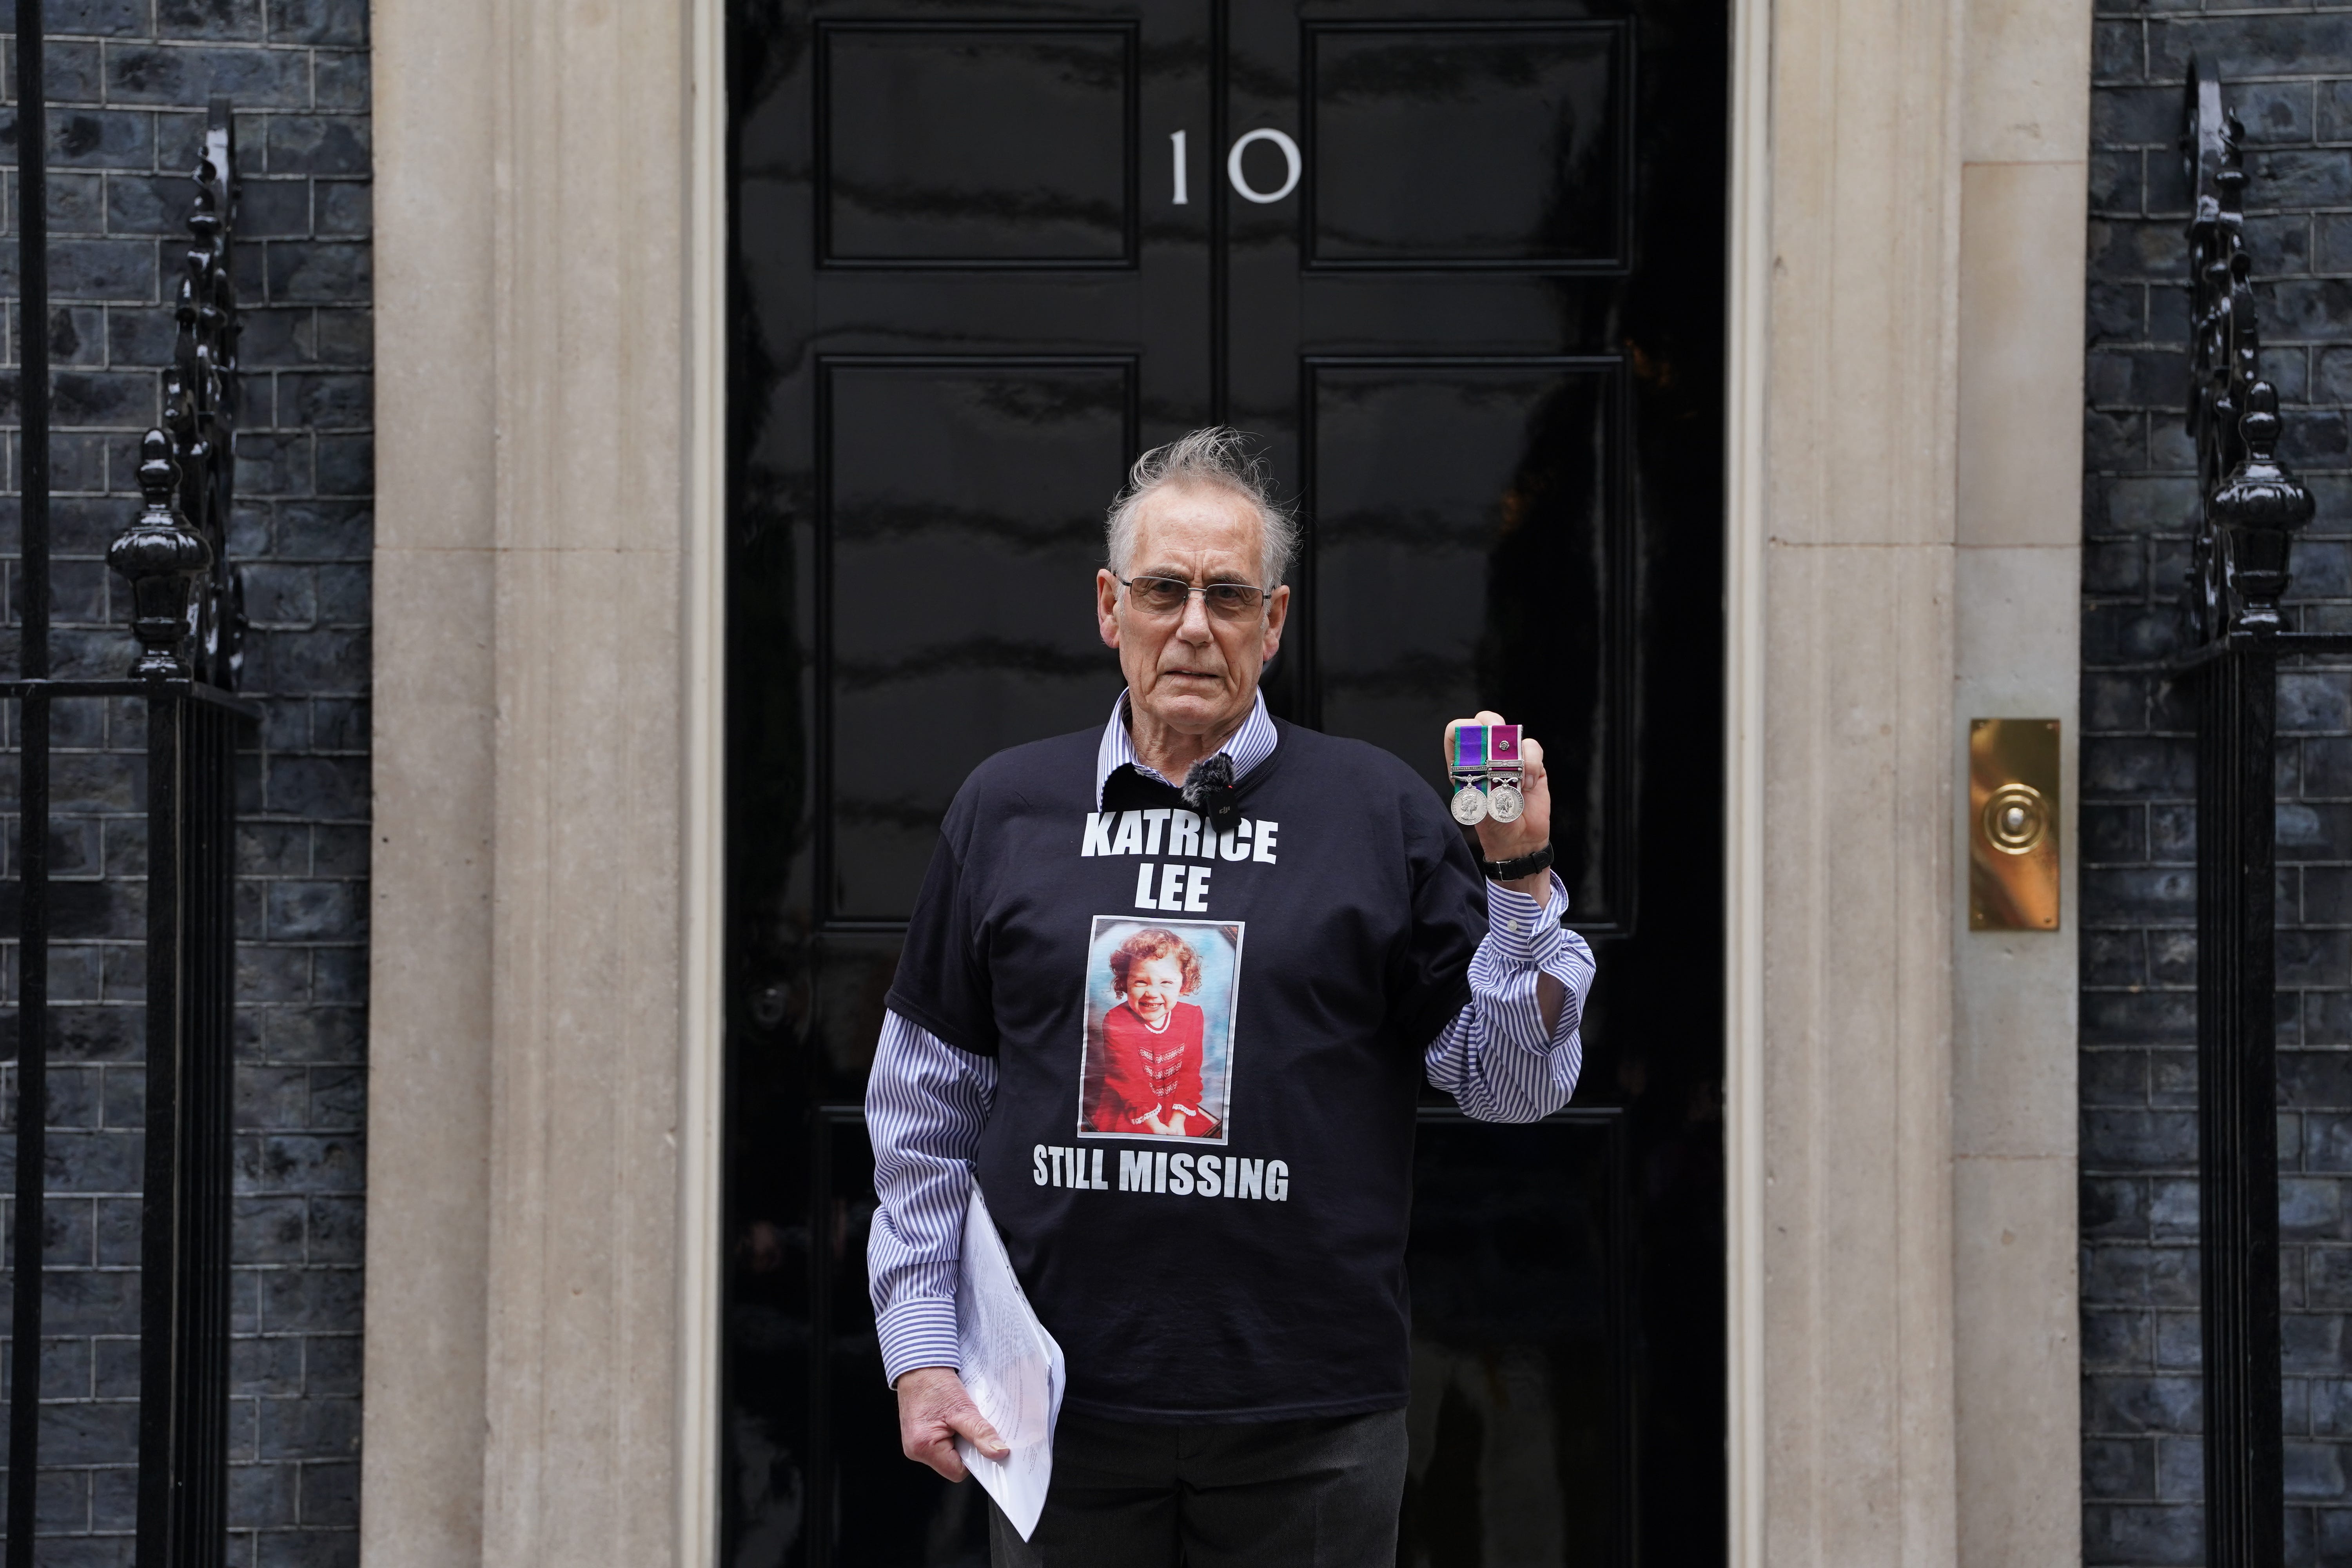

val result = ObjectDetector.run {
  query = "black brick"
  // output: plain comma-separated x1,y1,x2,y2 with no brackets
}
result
273,501,370,560
300,1461,358,1526
307,1197,362,1263
156,0,263,36
2290,1312,2352,1376
316,181,367,237
2151,1178,2199,1236
264,118,368,177
254,1526,359,1568
268,0,367,46
2087,1374,2204,1434
2083,671,2151,733
314,52,367,112
22,108,157,171
2091,150,2141,215
2287,1051,2352,1110
2085,407,2145,470
238,1134,362,1195
106,44,309,105
2085,736,2197,798
2083,1044,2149,1104
261,755,366,819
2281,801,2352,858
2084,1306,2152,1369
256,1267,360,1334
2151,17,2352,80
2267,277,2352,342
2084,866,2196,925
257,1395,358,1460
232,1462,300,1530
2085,601,2185,665
314,434,368,494
312,307,368,364
279,373,370,430
2094,21,2143,85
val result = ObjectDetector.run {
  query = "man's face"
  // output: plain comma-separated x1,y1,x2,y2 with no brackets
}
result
1123,954,1186,1025
1095,483,1290,738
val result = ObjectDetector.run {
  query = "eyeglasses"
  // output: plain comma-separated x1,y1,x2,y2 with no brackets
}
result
1116,574,1275,621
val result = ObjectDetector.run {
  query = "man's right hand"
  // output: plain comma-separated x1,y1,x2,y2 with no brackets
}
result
895,1365,1010,1480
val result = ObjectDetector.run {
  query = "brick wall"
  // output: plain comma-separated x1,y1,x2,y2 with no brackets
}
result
2085,13,2352,1566
0,1,370,1563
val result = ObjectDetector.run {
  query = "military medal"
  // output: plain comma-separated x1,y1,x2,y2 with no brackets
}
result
1486,724,1525,824
1449,723,1489,825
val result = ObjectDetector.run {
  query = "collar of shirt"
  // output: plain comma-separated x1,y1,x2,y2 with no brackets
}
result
1094,688,1279,808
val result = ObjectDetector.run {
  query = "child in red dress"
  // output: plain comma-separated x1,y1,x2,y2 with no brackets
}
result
1087,928,1221,1138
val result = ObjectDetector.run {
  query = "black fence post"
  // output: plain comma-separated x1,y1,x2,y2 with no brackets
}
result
5,0,53,1558
4,83,247,1565
116,101,242,1567
136,690,187,1559
2195,628,2286,1568
2181,60,2321,1568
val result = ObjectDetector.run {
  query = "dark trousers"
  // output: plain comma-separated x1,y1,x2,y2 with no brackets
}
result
987,1406,1408,1568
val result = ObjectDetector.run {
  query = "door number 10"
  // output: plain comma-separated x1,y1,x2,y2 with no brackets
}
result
1171,129,1302,205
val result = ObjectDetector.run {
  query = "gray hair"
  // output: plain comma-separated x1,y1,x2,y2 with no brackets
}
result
1105,427,1299,588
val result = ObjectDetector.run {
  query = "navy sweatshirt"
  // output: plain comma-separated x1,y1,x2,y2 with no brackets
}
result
886,719,1490,1420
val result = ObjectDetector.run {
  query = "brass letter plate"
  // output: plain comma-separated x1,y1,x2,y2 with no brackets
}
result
1969,718,2060,931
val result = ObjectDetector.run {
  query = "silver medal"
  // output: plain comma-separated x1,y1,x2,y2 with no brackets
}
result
1487,780,1524,824
1450,783,1489,826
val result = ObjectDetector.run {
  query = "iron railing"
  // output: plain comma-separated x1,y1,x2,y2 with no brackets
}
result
2176,58,2348,1568
3,1,252,1555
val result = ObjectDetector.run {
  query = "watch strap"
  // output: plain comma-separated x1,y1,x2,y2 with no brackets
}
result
1480,841,1555,882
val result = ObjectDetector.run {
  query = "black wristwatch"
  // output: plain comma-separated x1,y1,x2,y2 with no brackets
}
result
1479,842,1555,882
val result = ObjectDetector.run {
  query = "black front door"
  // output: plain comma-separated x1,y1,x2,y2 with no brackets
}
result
723,2,1725,1562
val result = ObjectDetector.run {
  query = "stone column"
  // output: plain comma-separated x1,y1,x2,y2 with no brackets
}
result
363,0,718,1563
1746,0,1968,1554
1949,0,2092,1556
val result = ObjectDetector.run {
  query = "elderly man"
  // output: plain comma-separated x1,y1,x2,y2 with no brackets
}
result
867,427,1595,1566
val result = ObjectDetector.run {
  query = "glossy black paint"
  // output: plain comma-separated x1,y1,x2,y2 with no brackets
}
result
725,3,1725,1562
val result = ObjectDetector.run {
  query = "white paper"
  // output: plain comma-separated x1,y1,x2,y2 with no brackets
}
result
954,1182,1065,1540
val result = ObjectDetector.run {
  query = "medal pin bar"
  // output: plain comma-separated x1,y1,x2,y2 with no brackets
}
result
1487,724,1525,824
1450,724,1489,825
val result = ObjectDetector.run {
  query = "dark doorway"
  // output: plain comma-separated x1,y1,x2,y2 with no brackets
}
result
722,3,1726,1563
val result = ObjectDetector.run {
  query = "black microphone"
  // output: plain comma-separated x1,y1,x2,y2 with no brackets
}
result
1181,753,1238,822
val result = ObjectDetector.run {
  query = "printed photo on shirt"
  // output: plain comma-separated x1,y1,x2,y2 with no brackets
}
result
1078,916,1243,1145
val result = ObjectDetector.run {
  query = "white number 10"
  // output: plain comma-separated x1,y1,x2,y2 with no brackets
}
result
1169,127,1303,206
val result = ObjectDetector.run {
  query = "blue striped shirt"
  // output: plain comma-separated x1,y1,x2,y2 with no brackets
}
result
866,693,1597,1387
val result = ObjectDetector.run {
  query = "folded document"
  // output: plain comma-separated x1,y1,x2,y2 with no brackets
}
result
955,1181,1065,1540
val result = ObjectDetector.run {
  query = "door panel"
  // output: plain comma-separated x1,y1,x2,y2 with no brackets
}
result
725,0,1723,1561
817,23,1140,267
820,358,1134,922
1303,22,1629,269
1307,358,1627,926
1401,1112,1628,1568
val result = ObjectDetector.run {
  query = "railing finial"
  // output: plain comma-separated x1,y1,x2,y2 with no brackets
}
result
109,430,214,677
2208,381,2316,632
2184,56,2316,645
110,95,243,685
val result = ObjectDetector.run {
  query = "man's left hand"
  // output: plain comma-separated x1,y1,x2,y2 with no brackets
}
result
1443,711,1568,1033
1442,710,1552,900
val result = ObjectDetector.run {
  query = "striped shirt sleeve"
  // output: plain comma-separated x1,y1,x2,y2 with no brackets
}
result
1423,872,1596,1121
865,1009,998,1388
